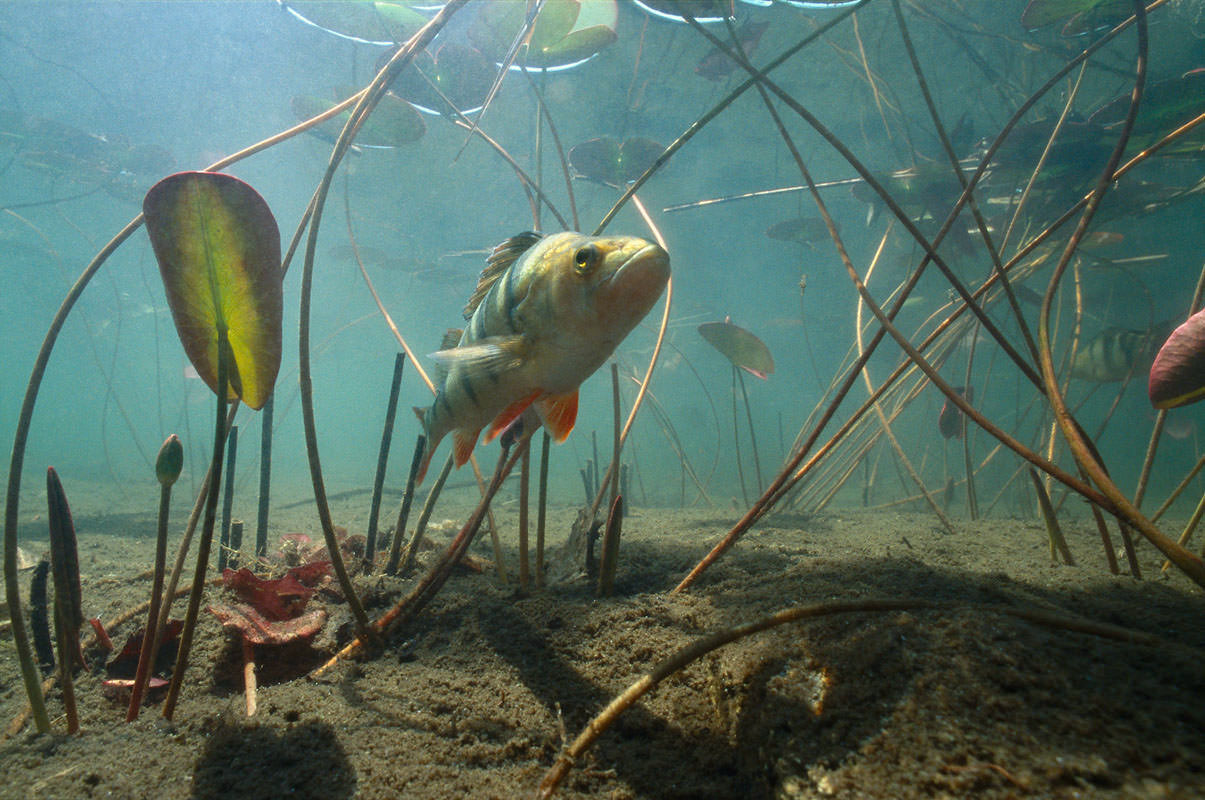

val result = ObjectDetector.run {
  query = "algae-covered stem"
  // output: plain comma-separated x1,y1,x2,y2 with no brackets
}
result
255,395,273,560
295,0,470,641
162,333,231,721
366,352,407,566
312,431,532,677
671,4,1194,592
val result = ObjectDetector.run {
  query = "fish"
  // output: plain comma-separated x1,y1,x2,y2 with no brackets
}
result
694,20,769,81
938,386,973,440
412,231,670,482
1070,325,1167,383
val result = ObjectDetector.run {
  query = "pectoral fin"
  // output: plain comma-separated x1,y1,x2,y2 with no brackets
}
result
429,336,525,376
483,389,542,444
536,391,579,442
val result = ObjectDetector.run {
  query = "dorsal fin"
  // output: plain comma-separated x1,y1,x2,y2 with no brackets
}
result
434,328,463,382
462,231,543,320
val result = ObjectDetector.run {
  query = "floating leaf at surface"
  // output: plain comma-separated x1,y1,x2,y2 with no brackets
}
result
766,217,836,245
1149,309,1205,409
386,42,494,115
469,0,618,70
569,136,663,187
280,1,427,45
698,320,775,380
1020,0,1119,29
143,172,283,410
291,90,425,147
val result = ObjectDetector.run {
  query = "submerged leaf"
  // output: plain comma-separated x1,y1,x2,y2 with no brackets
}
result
280,1,427,44
143,171,283,409
698,320,775,379
569,136,662,187
1149,309,1205,409
469,0,618,70
291,90,425,147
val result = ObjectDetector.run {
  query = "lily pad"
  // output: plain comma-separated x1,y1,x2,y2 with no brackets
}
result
1149,310,1205,409
469,0,618,70
632,0,731,23
280,1,428,45
569,136,663,187
143,171,283,410
291,90,425,148
386,42,494,115
1020,0,1125,30
766,217,836,245
699,319,775,379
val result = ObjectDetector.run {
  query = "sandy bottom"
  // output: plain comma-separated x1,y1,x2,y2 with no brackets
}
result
2,484,1204,799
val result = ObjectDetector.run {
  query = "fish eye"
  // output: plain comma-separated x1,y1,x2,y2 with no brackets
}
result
573,245,597,272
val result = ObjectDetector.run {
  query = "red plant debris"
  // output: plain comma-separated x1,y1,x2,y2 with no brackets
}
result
208,561,332,646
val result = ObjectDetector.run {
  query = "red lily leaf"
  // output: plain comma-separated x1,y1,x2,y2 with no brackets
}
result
221,562,331,621
209,602,327,646
105,620,184,679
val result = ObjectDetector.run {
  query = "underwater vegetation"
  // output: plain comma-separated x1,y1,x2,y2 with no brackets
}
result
3,0,1205,794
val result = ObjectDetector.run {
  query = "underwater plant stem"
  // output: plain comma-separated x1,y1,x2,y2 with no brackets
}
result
595,0,872,235
2,213,142,734
519,448,531,595
536,431,550,590
610,363,622,510
1028,468,1074,565
52,604,78,734
126,482,173,722
400,452,452,577
255,394,273,560
730,368,750,506
851,228,954,533
163,336,230,721
367,352,406,567
538,599,936,798
735,368,764,496
386,435,426,576
596,496,624,598
218,425,238,572
1034,1,1205,588
242,637,257,717
536,594,1163,798
293,5,464,642
1137,262,1205,511
312,432,531,676
585,197,671,521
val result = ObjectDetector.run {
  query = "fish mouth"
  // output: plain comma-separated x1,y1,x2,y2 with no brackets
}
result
607,242,670,286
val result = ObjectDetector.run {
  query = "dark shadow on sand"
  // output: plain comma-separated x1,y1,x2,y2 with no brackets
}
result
191,720,355,800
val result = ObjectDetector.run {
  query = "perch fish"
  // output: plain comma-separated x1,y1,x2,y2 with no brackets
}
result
413,231,670,483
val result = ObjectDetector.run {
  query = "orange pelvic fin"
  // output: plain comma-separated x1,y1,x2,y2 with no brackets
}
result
452,427,482,468
536,390,579,442
483,389,541,444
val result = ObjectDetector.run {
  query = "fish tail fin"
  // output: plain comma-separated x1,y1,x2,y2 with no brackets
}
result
413,406,433,484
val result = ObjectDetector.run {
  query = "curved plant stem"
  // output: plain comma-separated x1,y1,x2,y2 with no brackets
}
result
1034,1,1205,587
295,1,467,642
536,597,1162,798
162,337,230,721
312,431,531,677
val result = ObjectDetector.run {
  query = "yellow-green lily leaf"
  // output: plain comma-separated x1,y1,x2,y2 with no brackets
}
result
143,171,282,410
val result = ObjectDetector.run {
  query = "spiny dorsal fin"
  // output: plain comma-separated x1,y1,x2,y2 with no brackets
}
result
462,231,543,320
434,328,463,383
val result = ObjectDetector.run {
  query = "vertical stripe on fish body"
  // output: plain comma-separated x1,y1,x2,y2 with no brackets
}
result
413,230,670,482
1070,326,1162,383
